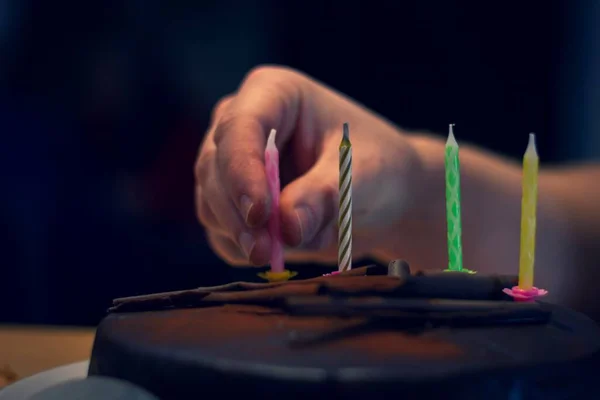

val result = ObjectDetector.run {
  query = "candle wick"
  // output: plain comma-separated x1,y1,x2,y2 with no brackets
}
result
526,133,537,155
343,123,350,140
446,123,458,146
267,128,277,149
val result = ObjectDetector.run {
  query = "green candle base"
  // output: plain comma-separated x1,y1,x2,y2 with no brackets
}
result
443,268,477,274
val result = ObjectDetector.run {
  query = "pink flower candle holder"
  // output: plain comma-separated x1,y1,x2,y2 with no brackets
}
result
503,286,548,302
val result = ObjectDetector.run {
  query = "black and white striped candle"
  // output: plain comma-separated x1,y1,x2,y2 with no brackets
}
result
338,123,353,272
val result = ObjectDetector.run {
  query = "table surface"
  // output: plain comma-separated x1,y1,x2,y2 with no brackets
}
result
0,325,95,385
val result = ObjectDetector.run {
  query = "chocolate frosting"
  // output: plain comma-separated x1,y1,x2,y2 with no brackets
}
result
89,302,600,400
89,260,600,400
89,264,600,399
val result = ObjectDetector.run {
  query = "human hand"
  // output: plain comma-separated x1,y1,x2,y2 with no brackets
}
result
194,66,431,267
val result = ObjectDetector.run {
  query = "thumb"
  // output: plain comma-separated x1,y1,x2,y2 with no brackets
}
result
280,155,338,248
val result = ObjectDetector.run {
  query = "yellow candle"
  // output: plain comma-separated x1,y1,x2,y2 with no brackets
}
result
518,133,539,289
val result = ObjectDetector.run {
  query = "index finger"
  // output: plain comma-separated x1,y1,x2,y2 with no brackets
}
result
213,66,304,228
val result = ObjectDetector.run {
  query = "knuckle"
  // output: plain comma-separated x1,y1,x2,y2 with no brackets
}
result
213,65,306,148
244,65,302,96
211,95,234,123
194,185,214,227
195,198,212,226
194,148,216,183
221,147,263,182
245,65,295,82
213,112,262,146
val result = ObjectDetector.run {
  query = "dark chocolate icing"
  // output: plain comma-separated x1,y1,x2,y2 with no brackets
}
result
89,303,600,399
89,266,600,399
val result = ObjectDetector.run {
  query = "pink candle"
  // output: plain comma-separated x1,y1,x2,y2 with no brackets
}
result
265,129,284,273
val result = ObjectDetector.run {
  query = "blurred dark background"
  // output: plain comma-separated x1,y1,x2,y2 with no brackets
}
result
0,0,598,326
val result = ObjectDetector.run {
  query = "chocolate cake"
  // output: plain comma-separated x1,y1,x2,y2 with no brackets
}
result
88,262,600,399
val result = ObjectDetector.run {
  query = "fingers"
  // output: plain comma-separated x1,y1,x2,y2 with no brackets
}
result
195,65,338,267
211,95,234,125
295,220,337,252
195,185,220,232
283,222,337,264
214,66,305,228
196,154,272,265
209,231,272,267
207,231,270,267
279,154,338,248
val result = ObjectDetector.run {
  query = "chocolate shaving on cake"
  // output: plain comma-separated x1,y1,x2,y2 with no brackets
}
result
109,265,377,313
109,264,519,314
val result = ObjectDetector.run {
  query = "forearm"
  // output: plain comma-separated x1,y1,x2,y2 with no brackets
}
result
541,165,600,316
374,134,584,312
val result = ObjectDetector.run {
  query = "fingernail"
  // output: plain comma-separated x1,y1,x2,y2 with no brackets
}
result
239,232,255,260
240,195,254,225
295,206,316,244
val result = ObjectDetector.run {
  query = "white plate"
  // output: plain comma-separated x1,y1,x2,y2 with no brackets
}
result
0,361,89,400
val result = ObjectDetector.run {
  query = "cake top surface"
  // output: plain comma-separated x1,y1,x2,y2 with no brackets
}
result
95,301,600,382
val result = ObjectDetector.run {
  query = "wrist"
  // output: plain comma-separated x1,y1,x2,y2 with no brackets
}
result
370,133,447,266
405,134,447,217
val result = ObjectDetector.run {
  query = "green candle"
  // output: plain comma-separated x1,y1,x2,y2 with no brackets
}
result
445,124,464,272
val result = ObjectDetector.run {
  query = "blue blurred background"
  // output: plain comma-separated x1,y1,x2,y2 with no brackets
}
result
0,0,598,326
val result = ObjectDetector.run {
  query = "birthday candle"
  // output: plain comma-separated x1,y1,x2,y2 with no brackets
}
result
518,133,539,290
265,129,284,273
338,123,353,272
444,124,464,271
